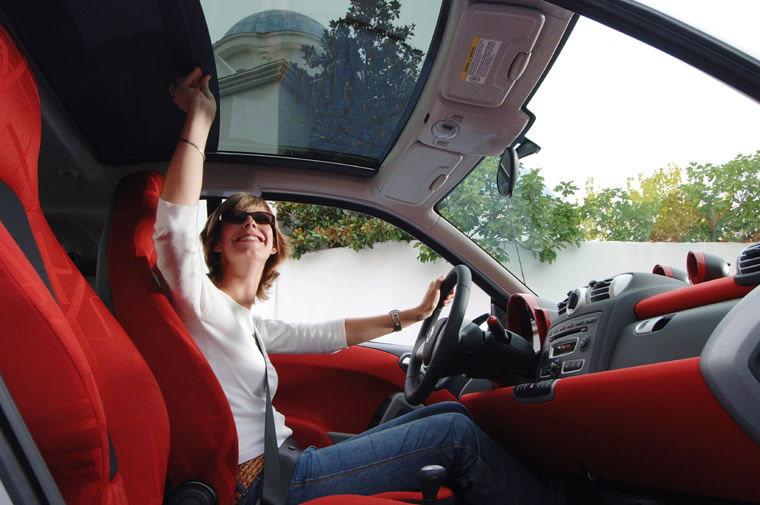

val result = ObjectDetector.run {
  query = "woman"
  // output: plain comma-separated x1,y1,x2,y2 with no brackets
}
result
155,67,557,505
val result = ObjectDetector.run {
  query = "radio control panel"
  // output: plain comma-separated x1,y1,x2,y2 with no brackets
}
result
538,312,601,379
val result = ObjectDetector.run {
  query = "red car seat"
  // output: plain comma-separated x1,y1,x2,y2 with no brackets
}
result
102,170,238,505
0,24,170,505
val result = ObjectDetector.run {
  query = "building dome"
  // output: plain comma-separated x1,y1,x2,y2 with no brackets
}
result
223,10,324,39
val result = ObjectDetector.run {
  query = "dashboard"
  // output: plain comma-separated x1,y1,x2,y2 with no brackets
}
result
459,248,760,502
506,269,756,399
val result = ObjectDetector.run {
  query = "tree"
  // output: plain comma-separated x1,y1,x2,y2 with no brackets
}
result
510,169,583,262
276,202,411,259
580,153,760,243
682,151,760,241
435,157,512,264
581,165,692,241
431,158,584,264
280,0,423,163
644,165,701,241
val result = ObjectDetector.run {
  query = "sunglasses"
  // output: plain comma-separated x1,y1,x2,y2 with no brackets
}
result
220,210,275,226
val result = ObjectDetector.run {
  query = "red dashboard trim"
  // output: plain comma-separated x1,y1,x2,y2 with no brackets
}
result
635,276,754,320
507,293,550,350
461,358,760,502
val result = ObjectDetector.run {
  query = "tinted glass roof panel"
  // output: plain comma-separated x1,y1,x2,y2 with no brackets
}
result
200,0,444,169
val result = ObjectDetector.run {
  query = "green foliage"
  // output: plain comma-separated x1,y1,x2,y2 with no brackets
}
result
281,0,423,160
435,157,511,264
582,152,760,243
581,180,659,241
277,150,760,264
511,169,584,262
430,158,584,264
683,151,760,242
275,202,411,259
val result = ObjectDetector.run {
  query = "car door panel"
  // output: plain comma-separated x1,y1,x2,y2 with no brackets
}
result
272,345,457,448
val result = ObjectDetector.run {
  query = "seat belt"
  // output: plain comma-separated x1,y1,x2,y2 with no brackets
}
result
253,333,298,505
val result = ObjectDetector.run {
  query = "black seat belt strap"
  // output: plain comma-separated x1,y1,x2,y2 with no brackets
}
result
253,333,289,505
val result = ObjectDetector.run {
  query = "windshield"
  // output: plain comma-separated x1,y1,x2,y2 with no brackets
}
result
438,15,760,302
632,0,760,62
199,0,443,169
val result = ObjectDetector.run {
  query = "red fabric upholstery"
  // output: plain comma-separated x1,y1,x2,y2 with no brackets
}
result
462,358,760,503
0,25,169,505
374,486,454,503
272,347,457,448
0,28,39,212
0,223,127,505
106,171,238,505
635,276,755,319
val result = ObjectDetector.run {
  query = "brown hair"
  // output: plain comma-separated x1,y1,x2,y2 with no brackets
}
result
199,193,290,301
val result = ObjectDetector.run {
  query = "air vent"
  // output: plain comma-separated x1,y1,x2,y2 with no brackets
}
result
557,298,568,315
589,278,613,302
737,243,760,276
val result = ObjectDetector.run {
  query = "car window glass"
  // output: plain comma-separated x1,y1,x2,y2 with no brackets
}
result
632,0,760,61
438,16,760,301
252,202,491,346
198,0,443,169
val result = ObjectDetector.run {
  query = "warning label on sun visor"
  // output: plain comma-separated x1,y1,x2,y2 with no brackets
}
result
460,37,502,84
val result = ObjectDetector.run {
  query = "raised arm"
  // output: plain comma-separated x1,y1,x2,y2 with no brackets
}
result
344,276,451,346
161,67,217,205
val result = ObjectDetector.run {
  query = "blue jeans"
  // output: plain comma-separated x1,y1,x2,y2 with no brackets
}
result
282,402,557,505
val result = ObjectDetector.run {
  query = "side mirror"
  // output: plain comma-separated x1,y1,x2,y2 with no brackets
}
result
497,147,519,197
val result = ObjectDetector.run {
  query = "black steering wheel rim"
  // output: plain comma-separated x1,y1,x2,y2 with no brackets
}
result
405,265,471,405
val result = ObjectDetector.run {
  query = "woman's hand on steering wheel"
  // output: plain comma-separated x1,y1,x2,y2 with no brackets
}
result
405,265,471,405
416,276,454,320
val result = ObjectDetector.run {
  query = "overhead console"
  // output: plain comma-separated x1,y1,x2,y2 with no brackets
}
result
416,2,573,156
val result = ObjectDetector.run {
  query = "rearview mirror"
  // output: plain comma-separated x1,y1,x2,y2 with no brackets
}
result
515,138,541,159
497,147,519,197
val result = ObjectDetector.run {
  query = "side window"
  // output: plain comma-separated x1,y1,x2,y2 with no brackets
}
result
253,202,491,345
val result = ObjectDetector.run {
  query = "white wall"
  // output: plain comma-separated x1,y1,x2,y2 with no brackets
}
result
500,241,747,301
254,241,490,346
253,240,748,346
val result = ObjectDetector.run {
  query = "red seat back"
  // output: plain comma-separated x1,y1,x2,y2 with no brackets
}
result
106,171,238,505
0,25,169,505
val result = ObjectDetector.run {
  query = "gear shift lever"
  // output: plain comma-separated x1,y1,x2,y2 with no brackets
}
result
418,464,448,505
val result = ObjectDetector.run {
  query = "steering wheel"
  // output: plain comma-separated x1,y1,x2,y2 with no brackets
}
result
405,265,471,405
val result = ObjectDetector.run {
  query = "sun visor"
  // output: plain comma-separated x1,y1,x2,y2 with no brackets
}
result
442,4,545,108
381,143,462,206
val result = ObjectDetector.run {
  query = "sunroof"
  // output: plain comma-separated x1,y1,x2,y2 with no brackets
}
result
200,0,444,170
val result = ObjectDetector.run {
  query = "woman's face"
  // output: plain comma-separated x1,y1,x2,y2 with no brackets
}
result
213,204,277,269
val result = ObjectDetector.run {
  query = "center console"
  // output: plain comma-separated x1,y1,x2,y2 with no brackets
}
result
538,312,601,379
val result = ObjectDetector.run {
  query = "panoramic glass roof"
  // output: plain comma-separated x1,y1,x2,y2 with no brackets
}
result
199,0,444,169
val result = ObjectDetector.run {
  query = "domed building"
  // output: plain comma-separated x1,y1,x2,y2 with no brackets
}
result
213,10,325,154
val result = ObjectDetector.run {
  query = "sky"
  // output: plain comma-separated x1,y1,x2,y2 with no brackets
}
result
201,0,440,50
523,24,757,193
522,2,760,193
200,0,760,193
